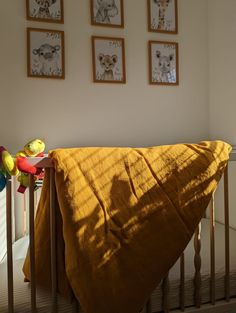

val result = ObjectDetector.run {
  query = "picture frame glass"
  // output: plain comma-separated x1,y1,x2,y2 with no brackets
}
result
150,42,178,84
149,0,177,32
92,0,123,26
93,38,125,83
27,0,63,22
28,29,64,79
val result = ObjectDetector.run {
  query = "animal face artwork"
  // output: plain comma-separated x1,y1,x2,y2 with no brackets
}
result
95,0,118,24
98,53,118,80
33,44,61,76
153,0,170,29
156,50,174,82
34,0,57,19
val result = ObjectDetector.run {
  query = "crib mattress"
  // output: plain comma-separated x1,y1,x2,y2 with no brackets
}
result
0,219,236,313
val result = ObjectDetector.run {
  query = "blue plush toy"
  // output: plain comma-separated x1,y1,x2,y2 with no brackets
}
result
0,170,6,192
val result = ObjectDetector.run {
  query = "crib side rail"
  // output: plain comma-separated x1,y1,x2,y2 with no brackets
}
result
146,149,235,313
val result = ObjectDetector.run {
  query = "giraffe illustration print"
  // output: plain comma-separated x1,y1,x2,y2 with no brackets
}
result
148,0,177,33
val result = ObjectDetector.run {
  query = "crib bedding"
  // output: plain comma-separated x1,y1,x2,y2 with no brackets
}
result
1,236,29,263
23,141,231,313
1,219,236,313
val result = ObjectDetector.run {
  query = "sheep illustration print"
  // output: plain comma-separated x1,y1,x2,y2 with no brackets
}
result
27,28,65,79
92,36,126,83
148,0,178,34
26,0,64,23
149,40,179,85
91,0,124,28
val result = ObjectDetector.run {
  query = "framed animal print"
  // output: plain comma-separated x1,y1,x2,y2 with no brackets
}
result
148,0,178,34
90,0,124,28
92,36,126,84
149,40,179,85
26,0,64,23
27,28,65,79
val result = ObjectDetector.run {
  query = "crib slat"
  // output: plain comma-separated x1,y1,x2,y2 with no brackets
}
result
50,168,57,313
224,165,230,301
210,196,216,304
180,253,185,311
6,175,14,313
146,298,151,313
29,174,37,312
194,223,202,308
162,273,170,313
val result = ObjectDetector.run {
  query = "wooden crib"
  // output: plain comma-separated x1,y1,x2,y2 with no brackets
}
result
1,150,236,313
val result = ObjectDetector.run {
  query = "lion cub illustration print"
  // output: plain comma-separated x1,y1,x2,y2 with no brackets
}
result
98,53,118,80
95,0,118,24
156,50,174,82
33,44,61,76
34,0,57,19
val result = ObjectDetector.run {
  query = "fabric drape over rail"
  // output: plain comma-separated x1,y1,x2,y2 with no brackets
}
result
23,141,231,313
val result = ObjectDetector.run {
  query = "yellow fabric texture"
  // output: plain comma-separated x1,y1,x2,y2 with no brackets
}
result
23,141,231,313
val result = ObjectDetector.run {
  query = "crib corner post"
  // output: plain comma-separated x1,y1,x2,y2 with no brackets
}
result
6,174,14,313
50,167,57,313
29,173,37,312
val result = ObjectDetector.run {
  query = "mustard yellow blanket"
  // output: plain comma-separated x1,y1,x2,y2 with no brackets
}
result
23,141,231,313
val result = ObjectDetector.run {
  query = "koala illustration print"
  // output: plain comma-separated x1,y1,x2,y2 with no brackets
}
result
149,41,179,85
26,0,64,23
91,0,124,27
33,44,61,76
28,28,65,79
92,36,126,83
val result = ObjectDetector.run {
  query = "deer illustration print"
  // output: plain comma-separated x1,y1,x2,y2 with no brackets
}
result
95,0,118,24
98,53,118,80
153,0,170,30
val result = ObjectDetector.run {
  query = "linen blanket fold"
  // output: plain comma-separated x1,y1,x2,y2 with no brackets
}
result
23,141,231,313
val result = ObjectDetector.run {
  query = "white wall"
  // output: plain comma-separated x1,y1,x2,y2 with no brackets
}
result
0,0,209,153
208,0,236,145
208,0,236,227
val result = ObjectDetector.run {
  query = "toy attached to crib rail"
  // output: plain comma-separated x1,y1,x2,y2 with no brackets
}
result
0,139,45,193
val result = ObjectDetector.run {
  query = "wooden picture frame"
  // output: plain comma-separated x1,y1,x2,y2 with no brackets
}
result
147,0,178,34
27,28,65,79
26,0,64,24
92,36,126,84
149,40,179,85
90,0,124,28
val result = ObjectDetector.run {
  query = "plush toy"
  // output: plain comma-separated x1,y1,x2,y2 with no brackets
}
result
17,172,31,194
0,146,19,192
0,146,19,176
17,139,45,158
0,139,46,193
0,170,6,192
16,139,45,193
